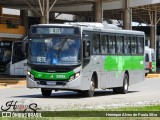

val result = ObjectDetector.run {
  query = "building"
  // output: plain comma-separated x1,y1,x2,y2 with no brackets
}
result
0,6,25,42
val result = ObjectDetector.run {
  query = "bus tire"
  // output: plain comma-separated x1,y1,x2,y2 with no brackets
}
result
119,74,129,94
145,73,148,77
41,88,52,97
84,77,95,97
113,88,120,94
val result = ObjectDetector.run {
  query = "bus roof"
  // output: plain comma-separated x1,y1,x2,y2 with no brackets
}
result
31,22,144,36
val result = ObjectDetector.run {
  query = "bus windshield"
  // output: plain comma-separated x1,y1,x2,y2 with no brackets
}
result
28,37,81,66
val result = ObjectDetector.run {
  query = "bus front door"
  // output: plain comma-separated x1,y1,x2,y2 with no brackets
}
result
10,41,27,76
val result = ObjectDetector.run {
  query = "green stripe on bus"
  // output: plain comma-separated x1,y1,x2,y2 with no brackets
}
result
31,70,75,81
152,62,156,72
104,56,144,71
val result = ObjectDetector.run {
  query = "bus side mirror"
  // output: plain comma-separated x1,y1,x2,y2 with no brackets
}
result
83,41,90,58
22,37,28,57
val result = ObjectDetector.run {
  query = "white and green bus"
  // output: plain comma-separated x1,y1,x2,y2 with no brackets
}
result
25,22,145,97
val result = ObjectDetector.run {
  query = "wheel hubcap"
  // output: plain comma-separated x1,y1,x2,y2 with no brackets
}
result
124,78,128,90
91,81,95,91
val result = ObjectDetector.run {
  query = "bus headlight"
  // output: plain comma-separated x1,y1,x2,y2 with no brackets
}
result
27,70,34,80
75,72,80,78
69,72,80,81
27,70,31,76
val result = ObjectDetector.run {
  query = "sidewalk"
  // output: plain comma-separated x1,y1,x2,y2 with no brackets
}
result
146,73,160,78
0,77,26,88
146,69,160,78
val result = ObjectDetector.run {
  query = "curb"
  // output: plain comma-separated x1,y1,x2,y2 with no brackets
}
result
0,83,7,88
0,79,26,88
146,74,160,78
0,83,7,86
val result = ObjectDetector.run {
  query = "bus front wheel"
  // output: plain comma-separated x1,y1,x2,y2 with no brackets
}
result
41,88,52,97
84,77,95,97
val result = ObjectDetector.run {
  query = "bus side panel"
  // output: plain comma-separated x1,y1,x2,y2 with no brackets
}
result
104,55,127,88
10,59,27,75
129,56,145,85
103,55,144,88
81,56,105,90
129,70,145,85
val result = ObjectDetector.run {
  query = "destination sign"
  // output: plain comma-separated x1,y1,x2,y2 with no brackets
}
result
31,26,80,35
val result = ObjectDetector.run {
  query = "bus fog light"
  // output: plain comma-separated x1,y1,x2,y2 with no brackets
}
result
31,74,34,80
69,75,74,81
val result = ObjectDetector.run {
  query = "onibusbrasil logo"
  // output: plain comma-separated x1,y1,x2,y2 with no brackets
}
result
1,100,42,117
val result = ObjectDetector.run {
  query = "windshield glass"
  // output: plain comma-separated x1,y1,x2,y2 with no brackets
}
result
0,42,12,63
28,37,81,65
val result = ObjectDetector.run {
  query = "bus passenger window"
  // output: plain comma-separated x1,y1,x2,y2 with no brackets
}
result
101,35,108,54
108,35,116,54
138,37,144,54
116,36,124,54
124,36,131,54
131,37,137,54
145,53,149,62
93,34,100,54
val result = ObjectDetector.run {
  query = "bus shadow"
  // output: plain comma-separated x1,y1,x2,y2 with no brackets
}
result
13,90,139,99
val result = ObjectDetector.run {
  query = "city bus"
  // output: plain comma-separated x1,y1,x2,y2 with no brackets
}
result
0,41,27,76
25,22,145,97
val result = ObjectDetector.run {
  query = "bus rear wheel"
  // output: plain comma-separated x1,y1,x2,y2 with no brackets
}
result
113,88,120,94
41,88,52,97
112,74,129,94
119,74,129,94
84,77,95,97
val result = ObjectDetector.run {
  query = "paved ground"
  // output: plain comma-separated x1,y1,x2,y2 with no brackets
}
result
0,78,160,111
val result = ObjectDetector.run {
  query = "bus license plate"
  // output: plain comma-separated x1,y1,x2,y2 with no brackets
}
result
47,81,56,86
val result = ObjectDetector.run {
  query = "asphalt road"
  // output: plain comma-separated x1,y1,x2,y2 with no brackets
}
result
0,78,160,111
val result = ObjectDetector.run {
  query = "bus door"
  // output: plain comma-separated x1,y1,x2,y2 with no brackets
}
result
10,41,27,75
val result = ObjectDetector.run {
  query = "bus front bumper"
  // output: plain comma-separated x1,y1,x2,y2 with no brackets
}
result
26,75,84,90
